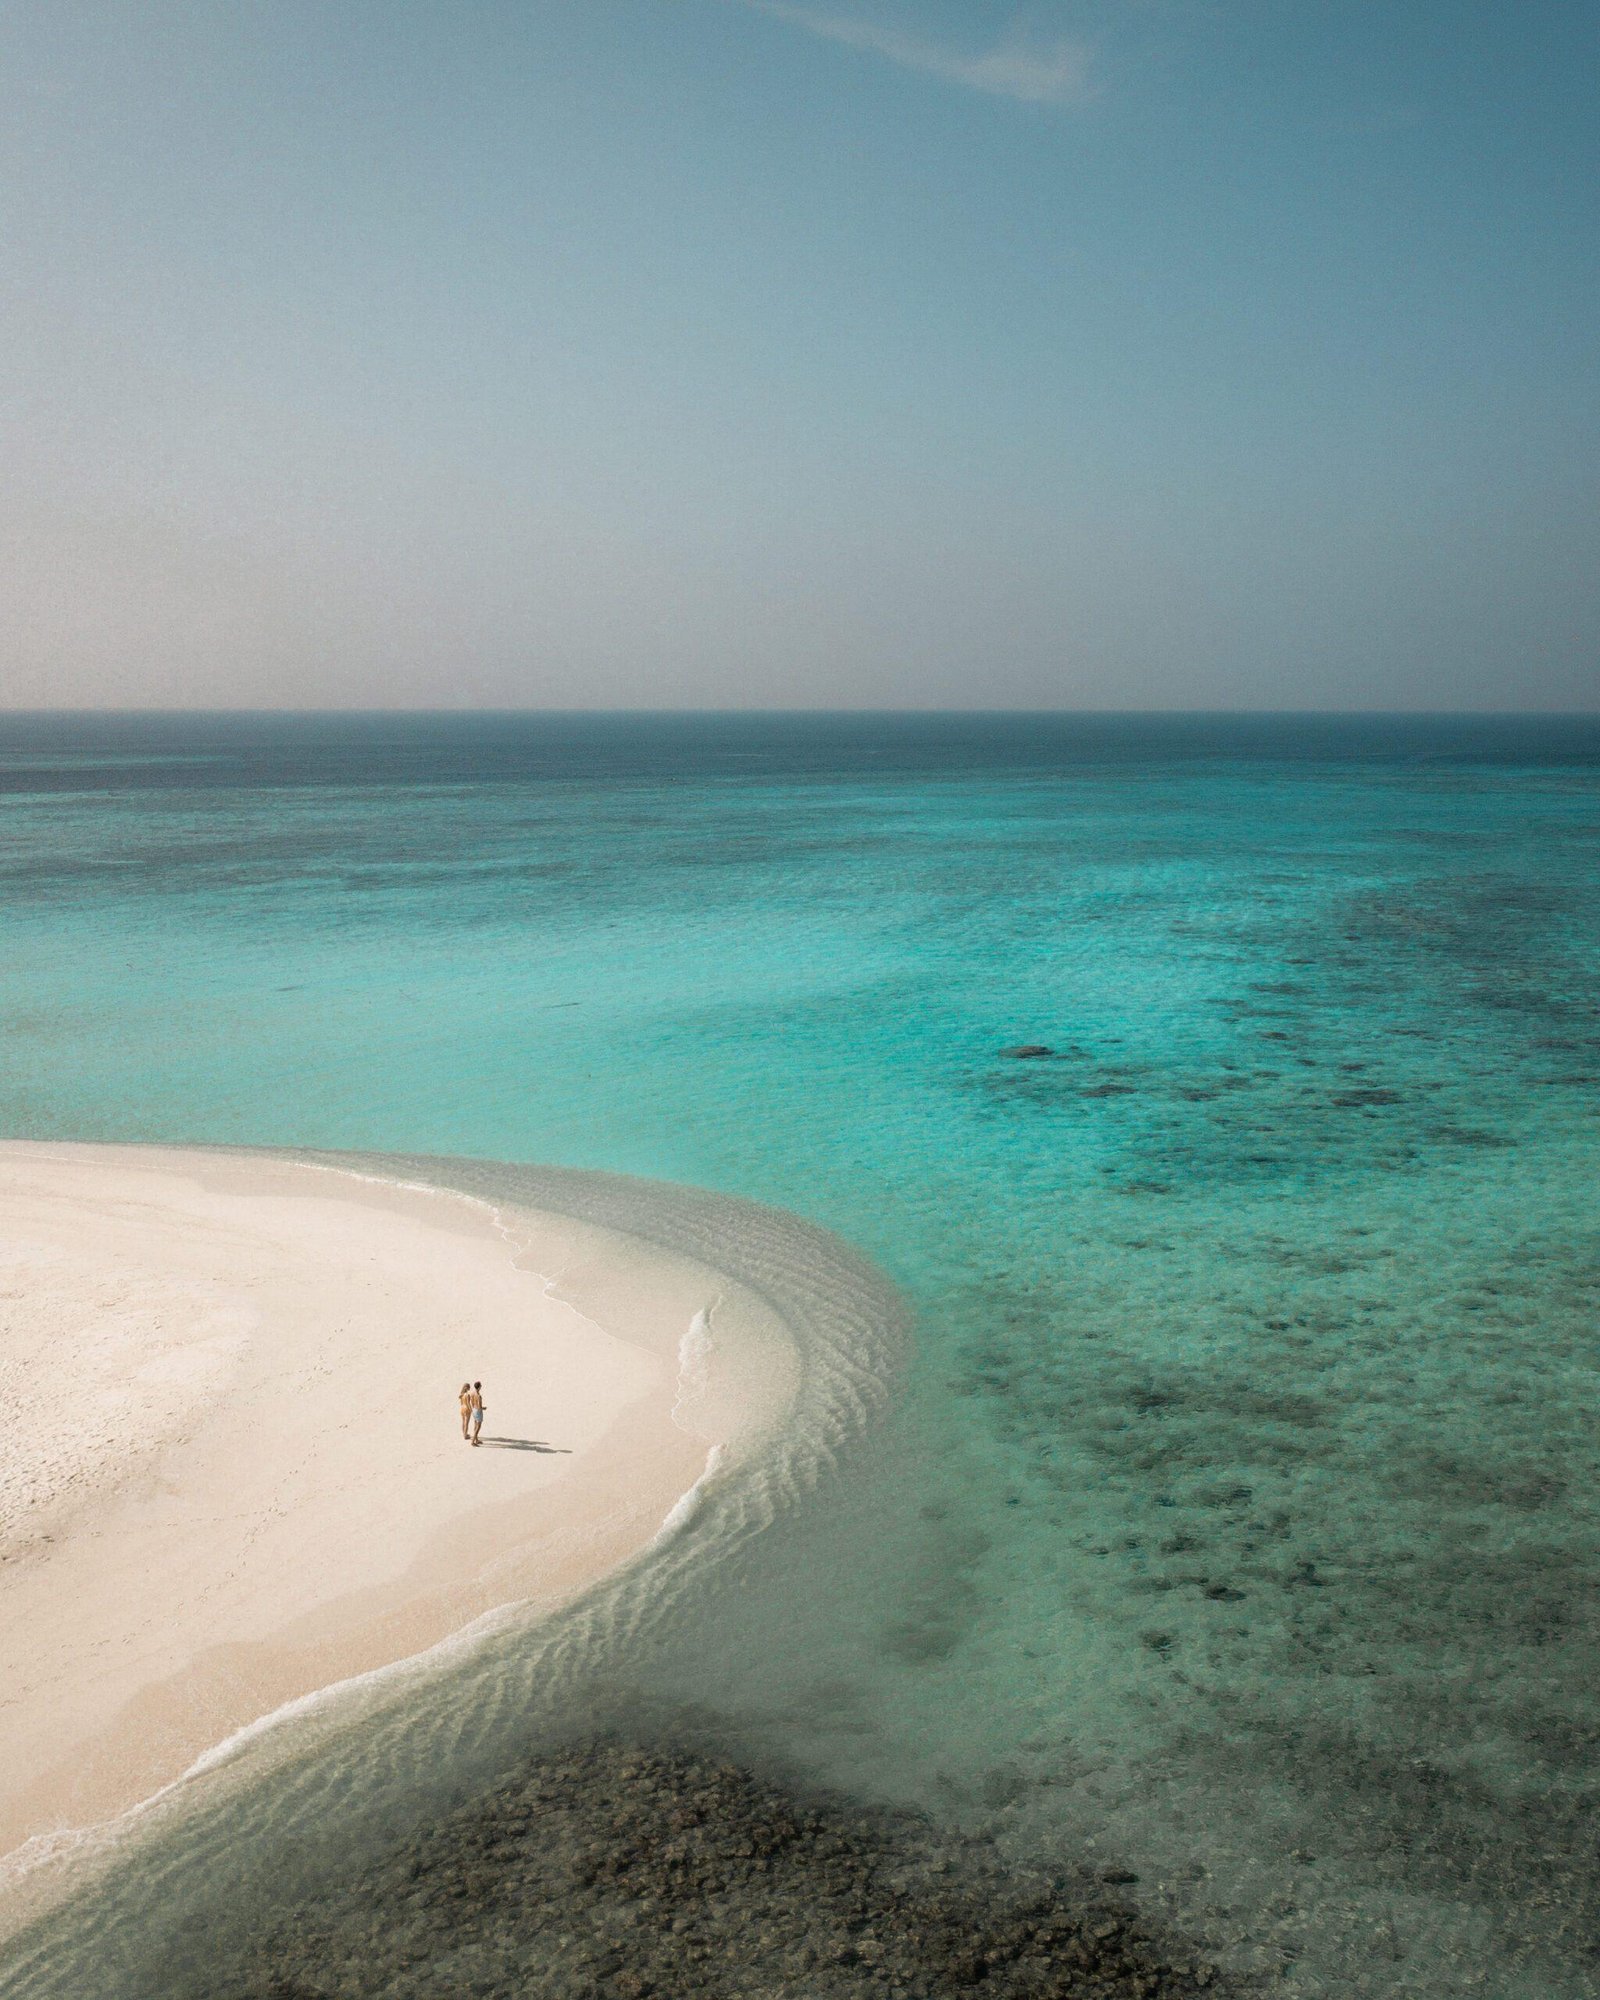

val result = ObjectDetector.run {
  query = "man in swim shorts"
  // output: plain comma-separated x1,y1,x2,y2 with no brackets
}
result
469,1381,485,1446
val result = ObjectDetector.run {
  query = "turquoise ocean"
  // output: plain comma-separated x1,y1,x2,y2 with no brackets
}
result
2,712,1598,1998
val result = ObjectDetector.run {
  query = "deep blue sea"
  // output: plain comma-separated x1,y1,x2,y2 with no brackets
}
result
3,712,1598,1998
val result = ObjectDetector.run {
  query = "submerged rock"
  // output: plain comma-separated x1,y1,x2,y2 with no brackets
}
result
199,1728,1237,1999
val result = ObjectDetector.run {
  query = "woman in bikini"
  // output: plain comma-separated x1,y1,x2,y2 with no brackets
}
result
459,1381,473,1442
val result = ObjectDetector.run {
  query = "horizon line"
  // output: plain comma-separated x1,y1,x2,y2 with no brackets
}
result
2,707,1598,722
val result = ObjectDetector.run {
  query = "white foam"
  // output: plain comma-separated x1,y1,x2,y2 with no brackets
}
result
670,1299,718,1433
653,1443,727,1545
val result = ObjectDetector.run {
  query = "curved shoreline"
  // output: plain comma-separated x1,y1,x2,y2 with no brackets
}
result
0,1145,909,1986
0,1143,811,1942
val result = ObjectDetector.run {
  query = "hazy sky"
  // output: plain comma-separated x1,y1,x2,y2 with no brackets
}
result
2,1,1596,709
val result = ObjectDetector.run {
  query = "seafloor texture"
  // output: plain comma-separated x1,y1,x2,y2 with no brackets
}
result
188,1725,1232,2000
1,712,1598,1998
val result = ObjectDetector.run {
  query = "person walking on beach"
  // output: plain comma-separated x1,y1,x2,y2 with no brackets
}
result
469,1381,485,1447
459,1382,473,1442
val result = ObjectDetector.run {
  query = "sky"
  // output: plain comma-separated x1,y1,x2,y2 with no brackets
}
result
1,0,1596,710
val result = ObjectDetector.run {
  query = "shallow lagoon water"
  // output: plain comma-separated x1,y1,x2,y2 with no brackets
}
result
1,713,1597,1997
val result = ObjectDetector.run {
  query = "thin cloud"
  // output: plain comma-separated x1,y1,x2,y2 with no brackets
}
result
740,4,1095,105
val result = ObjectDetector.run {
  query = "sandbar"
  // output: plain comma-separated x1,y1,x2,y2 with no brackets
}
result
0,1141,790,1886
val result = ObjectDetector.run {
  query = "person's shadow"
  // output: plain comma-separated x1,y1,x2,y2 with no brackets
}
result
480,1436,571,1453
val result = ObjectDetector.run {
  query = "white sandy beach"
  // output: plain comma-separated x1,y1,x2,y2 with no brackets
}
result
0,1141,792,1881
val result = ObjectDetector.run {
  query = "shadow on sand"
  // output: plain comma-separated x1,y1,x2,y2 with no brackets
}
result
479,1436,572,1453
